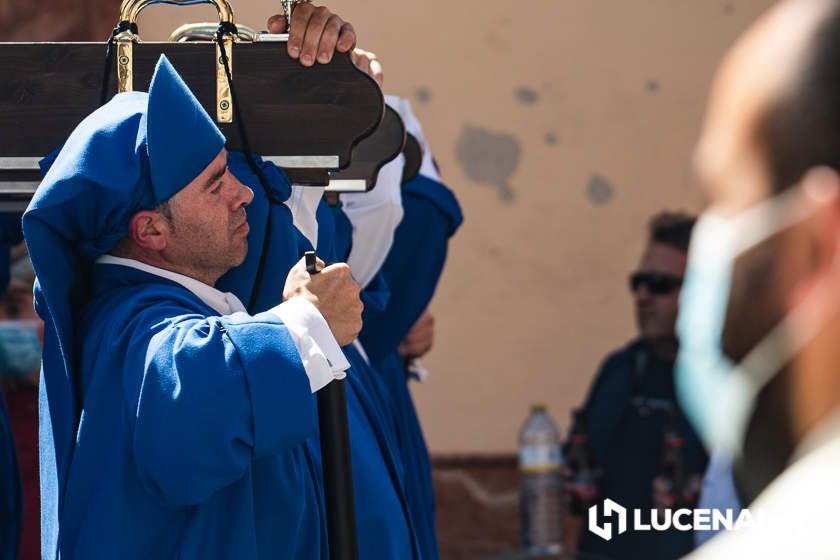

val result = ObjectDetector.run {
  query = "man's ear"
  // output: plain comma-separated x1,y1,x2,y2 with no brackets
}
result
128,210,171,252
787,167,840,309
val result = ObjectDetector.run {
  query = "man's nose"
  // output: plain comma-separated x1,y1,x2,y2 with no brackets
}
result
634,283,652,302
229,174,254,208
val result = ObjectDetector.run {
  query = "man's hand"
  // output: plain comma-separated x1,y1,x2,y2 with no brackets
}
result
398,311,434,358
267,4,356,67
284,256,363,346
351,48,384,87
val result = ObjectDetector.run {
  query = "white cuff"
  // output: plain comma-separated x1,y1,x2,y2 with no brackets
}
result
406,358,430,382
269,297,349,392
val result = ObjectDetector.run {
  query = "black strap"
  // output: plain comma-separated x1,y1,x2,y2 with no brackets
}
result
100,21,138,107
215,24,284,311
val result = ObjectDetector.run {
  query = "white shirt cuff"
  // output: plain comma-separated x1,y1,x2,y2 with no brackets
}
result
269,297,349,392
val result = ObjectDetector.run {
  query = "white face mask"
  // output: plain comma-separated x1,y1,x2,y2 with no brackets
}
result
676,181,837,460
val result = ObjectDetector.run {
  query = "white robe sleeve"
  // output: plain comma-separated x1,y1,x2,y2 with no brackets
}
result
385,94,441,182
268,297,350,392
284,184,325,249
340,151,405,288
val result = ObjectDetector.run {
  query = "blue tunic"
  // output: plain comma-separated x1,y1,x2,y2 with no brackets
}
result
218,158,419,559
359,175,463,560
314,200,420,559
57,262,327,559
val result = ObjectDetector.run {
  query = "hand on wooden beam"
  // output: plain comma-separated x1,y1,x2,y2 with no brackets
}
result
351,48,384,87
266,4,356,67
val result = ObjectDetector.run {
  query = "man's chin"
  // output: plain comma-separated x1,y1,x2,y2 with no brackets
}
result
233,240,248,267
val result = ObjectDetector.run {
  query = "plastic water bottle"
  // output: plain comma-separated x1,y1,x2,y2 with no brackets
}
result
519,403,563,555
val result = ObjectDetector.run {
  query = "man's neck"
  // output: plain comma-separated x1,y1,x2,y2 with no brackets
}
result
112,251,221,287
643,336,679,362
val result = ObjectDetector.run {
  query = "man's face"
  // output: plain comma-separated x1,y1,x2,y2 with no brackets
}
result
689,0,833,489
693,1,825,359
632,242,687,341
162,149,254,280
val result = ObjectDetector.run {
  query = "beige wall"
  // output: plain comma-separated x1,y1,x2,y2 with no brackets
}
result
141,0,775,454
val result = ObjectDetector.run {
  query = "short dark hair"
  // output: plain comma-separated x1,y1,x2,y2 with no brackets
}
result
648,211,696,252
758,2,840,193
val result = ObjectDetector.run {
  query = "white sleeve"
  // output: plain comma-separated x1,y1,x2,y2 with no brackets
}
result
385,95,441,182
340,152,405,288
284,184,326,249
268,297,350,393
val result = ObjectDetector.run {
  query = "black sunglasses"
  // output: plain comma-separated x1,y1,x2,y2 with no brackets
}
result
628,272,683,295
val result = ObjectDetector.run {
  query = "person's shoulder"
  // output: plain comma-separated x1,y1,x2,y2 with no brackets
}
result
583,340,640,405
83,272,211,330
596,339,642,375
690,437,840,559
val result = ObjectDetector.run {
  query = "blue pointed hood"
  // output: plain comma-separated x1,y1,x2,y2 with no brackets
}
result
147,55,226,202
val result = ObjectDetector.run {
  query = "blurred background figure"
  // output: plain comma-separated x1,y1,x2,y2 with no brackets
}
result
565,212,708,560
676,0,840,557
0,212,40,560
0,244,41,560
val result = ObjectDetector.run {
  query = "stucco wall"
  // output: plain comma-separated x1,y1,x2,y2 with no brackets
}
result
129,0,773,454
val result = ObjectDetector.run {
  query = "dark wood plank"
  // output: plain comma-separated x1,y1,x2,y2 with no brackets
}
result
329,105,405,191
0,41,383,166
401,133,423,185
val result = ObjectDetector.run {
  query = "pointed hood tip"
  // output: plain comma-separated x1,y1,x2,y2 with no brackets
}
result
147,54,226,205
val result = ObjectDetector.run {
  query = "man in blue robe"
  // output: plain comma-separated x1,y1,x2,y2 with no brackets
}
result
218,136,423,558
23,50,365,559
358,97,463,560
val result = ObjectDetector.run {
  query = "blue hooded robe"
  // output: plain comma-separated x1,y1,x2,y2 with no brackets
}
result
24,56,327,560
359,174,463,560
218,185,421,559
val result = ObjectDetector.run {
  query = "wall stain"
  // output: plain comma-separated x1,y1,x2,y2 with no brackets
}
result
586,174,615,205
456,124,520,203
414,86,432,104
514,87,539,105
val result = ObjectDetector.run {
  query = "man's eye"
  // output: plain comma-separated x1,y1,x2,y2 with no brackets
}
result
210,182,223,194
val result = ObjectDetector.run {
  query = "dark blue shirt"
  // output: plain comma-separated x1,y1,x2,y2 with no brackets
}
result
577,340,708,560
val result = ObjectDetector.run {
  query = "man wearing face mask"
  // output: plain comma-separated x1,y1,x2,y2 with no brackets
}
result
570,212,708,560
676,0,840,557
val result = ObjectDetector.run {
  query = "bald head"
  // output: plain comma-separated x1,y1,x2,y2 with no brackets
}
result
696,0,838,210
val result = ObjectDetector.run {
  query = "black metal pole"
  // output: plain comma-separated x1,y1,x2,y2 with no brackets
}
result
306,251,358,560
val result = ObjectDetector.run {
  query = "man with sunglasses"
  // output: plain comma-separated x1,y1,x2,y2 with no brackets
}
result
567,212,709,560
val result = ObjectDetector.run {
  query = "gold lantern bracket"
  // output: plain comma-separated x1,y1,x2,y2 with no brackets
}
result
113,0,237,123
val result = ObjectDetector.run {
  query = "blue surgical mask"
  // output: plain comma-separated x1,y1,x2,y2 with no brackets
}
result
0,320,42,379
676,183,830,459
